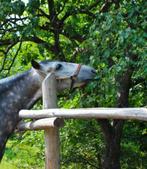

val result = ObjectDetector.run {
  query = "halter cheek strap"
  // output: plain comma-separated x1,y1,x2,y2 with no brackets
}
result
50,64,81,90
70,64,81,90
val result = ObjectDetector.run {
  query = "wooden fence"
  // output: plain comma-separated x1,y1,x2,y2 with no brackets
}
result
18,73,147,169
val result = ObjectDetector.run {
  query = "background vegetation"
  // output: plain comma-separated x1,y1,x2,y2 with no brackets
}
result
0,0,146,168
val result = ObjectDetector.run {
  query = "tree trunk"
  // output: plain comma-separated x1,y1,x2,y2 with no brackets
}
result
99,55,136,169
103,140,121,169
99,119,124,169
98,119,124,169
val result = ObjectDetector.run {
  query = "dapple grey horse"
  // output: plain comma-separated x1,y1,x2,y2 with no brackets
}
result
0,60,96,161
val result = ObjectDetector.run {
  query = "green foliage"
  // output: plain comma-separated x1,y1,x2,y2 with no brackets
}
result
60,119,104,168
121,121,147,169
2,131,44,169
0,0,146,168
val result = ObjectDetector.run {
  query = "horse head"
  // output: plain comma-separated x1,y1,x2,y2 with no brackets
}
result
31,60,97,90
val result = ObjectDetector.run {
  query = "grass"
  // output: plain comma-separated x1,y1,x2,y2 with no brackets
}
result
1,131,45,169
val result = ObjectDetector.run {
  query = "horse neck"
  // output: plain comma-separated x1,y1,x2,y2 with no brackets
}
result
0,69,42,109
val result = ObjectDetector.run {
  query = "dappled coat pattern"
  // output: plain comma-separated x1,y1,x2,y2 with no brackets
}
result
0,60,96,161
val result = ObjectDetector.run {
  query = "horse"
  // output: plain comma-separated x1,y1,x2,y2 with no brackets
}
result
0,60,96,161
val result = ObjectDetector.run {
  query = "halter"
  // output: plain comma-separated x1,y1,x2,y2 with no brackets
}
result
38,64,82,90
56,64,81,90
70,64,81,90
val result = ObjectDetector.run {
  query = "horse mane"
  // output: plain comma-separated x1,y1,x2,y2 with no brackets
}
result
0,71,29,95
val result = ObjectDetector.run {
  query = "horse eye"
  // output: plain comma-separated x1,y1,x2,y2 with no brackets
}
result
56,64,62,70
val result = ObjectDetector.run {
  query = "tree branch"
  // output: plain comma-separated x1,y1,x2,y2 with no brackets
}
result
0,39,16,46
0,17,28,28
47,0,57,23
38,24,53,32
38,8,50,19
100,0,120,13
61,0,100,22
0,43,17,72
61,31,86,43
88,0,100,10
0,36,54,52
132,78,146,87
5,41,22,76
56,0,68,16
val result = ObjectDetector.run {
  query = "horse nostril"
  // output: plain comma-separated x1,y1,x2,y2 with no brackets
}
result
91,69,97,74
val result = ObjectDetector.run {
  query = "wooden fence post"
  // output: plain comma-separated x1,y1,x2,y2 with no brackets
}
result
42,72,60,169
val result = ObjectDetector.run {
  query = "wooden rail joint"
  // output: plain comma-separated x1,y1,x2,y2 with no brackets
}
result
17,72,147,169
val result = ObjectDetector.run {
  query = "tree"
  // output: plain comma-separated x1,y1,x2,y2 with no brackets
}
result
0,0,146,168
80,1,146,168
0,0,100,76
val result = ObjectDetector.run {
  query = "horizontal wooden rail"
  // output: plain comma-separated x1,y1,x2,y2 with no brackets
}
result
19,108,147,121
18,118,64,131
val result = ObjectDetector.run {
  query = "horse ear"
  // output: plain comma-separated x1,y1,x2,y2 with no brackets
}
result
31,60,41,69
